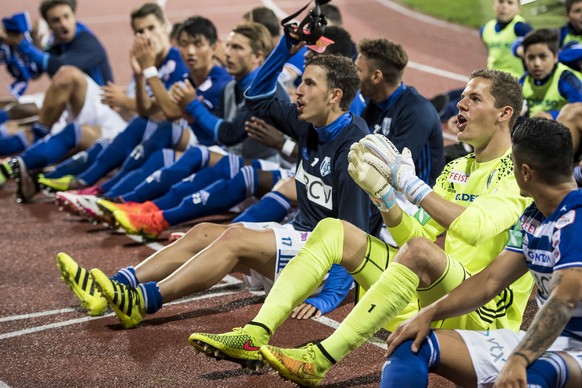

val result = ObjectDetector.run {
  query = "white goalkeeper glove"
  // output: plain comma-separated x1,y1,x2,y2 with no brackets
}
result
360,134,432,206
348,142,397,212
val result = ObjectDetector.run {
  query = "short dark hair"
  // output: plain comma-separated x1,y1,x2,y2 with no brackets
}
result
231,22,273,58
40,0,76,21
307,55,359,111
178,16,218,45
566,0,582,13
357,38,408,86
243,7,280,38
469,68,523,128
130,2,165,25
320,4,342,25
321,26,353,58
512,118,573,184
522,28,560,56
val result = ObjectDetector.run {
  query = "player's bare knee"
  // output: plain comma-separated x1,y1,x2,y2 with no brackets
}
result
395,237,443,286
51,66,83,90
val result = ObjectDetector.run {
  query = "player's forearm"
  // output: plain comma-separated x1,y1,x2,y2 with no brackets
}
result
510,296,573,365
147,77,182,121
418,192,465,229
510,269,581,365
134,76,156,116
429,251,525,321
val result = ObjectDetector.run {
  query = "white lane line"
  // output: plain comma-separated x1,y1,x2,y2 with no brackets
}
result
263,0,469,82
0,285,244,341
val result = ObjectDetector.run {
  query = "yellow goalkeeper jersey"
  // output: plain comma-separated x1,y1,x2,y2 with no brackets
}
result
389,147,534,330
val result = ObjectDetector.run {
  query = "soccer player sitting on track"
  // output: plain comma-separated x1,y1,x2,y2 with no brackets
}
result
382,117,582,388
56,31,382,338
188,69,535,386
519,28,582,120
0,2,191,202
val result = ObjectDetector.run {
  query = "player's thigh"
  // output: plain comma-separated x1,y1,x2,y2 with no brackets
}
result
432,329,478,387
562,351,582,388
229,225,278,278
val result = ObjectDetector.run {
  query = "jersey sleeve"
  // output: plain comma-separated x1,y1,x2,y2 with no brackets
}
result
448,174,529,246
553,209,582,270
303,264,353,315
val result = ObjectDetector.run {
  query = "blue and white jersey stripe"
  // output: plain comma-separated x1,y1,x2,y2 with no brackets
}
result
507,190,582,340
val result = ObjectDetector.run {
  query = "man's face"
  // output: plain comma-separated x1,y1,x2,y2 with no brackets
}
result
455,77,505,148
224,32,260,79
354,53,375,100
494,0,520,23
524,43,558,80
568,2,582,34
45,4,77,43
132,14,168,56
177,32,214,74
295,64,334,126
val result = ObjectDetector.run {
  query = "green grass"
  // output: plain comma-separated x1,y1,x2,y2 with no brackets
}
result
396,0,567,29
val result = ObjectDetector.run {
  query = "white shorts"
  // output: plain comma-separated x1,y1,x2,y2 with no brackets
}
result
67,75,127,140
456,328,582,387
239,222,310,294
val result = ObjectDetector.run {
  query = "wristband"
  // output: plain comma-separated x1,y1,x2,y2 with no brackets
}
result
281,138,296,156
511,351,532,365
142,66,158,80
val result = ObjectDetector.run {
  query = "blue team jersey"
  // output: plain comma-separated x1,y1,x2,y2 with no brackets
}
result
194,65,232,111
506,190,582,340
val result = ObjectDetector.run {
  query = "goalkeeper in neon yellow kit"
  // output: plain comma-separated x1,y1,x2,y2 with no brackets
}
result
189,68,535,387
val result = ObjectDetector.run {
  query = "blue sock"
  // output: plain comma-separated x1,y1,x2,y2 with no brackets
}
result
76,116,148,186
0,110,9,124
233,191,291,223
0,132,28,156
110,266,138,287
138,281,163,314
0,124,8,137
380,331,440,388
152,155,244,209
20,123,80,169
43,139,108,178
102,120,175,191
104,148,174,199
162,166,259,225
31,123,50,141
121,146,208,202
526,352,568,388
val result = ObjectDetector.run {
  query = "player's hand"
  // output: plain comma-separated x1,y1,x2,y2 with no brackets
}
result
132,34,156,70
360,134,432,205
169,79,198,111
2,30,24,47
348,142,397,212
292,303,322,320
101,82,126,110
385,308,434,357
493,356,528,387
245,117,285,149
129,54,142,76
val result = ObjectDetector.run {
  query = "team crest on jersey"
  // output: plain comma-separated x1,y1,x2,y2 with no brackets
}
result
448,170,468,184
320,156,331,177
381,117,391,136
555,210,575,229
